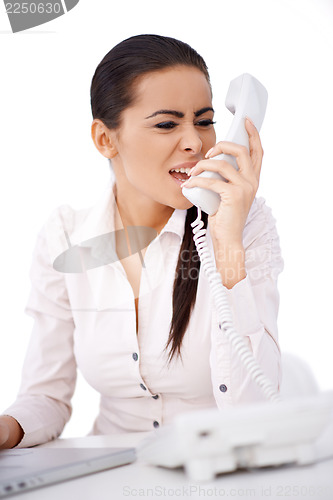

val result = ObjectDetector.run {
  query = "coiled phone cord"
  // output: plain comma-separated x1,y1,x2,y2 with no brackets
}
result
191,207,281,404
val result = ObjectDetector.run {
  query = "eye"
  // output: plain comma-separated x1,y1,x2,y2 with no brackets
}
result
155,121,179,129
195,119,216,127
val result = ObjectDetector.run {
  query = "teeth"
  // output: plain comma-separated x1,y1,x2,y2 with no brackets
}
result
170,168,191,174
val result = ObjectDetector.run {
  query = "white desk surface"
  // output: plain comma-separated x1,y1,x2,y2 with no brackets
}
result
8,433,333,500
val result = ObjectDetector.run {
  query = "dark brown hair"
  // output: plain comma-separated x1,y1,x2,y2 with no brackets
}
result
90,34,209,359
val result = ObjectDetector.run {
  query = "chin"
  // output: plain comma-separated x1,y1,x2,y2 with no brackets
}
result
168,195,194,211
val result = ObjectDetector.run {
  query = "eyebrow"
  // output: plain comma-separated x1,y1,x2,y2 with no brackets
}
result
145,107,214,119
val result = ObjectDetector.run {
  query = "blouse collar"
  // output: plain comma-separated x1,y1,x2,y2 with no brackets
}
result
71,178,187,248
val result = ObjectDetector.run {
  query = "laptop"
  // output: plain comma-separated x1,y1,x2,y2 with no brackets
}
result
0,447,136,498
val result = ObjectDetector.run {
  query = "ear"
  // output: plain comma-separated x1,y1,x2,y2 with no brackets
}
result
91,119,118,159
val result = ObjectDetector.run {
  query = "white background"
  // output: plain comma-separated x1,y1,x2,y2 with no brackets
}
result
0,0,332,438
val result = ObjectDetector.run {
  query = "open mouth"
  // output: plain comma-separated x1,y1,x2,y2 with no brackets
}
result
169,167,191,184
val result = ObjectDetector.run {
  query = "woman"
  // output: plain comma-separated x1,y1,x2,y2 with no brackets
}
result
0,34,283,449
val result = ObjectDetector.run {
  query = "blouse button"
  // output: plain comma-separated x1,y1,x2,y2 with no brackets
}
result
219,384,228,393
152,394,159,400
153,421,160,428
140,383,147,391
132,352,139,361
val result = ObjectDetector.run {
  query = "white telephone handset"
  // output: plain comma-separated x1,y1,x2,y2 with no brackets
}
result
182,73,268,215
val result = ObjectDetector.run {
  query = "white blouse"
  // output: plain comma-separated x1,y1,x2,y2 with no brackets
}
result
4,179,284,447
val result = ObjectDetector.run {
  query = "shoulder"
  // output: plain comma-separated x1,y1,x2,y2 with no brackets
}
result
34,182,116,267
243,196,280,248
43,203,91,237
243,197,284,282
36,203,93,266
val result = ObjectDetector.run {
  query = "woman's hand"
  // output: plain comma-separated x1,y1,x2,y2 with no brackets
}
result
0,416,24,449
183,117,263,245
0,418,10,448
182,118,264,288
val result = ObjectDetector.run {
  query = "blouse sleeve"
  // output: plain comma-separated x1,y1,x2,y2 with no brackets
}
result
209,197,284,408
2,207,77,448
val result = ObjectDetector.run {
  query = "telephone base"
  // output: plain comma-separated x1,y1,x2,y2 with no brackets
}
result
137,391,333,482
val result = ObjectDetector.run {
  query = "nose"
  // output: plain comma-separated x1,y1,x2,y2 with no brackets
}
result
179,125,202,155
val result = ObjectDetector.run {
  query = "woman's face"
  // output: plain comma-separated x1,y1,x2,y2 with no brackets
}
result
111,65,216,210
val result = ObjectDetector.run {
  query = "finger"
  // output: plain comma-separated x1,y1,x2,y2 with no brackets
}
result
245,117,264,177
206,140,249,161
206,119,264,179
182,170,257,204
0,422,9,446
181,172,235,196
189,158,241,184
205,141,253,177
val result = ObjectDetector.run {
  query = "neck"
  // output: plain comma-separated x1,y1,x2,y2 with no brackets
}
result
114,183,174,234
